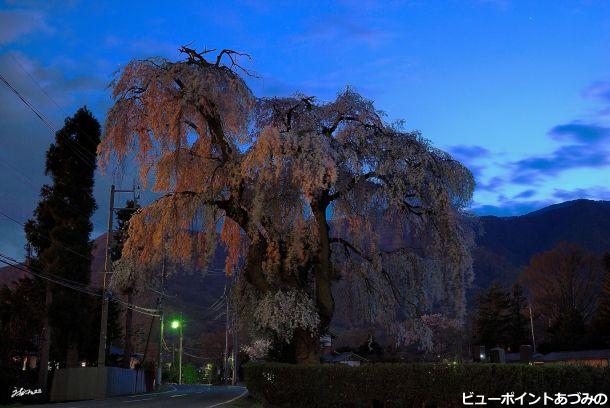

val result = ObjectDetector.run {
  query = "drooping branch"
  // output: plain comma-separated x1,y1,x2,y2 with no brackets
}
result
328,171,377,201
329,236,425,312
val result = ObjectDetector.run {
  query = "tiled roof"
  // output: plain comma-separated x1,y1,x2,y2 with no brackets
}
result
535,349,610,362
322,352,368,363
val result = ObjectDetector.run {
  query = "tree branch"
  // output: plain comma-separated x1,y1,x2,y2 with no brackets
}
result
328,171,377,201
283,96,314,132
215,49,258,77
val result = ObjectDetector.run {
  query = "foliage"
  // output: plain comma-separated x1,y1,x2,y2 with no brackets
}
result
22,107,102,365
592,253,610,346
100,47,475,362
109,199,140,368
0,278,43,401
520,242,603,351
181,363,199,384
521,242,602,323
507,284,530,352
245,363,610,407
242,338,272,360
0,278,44,362
474,284,510,349
474,283,530,352
403,314,464,360
356,336,384,360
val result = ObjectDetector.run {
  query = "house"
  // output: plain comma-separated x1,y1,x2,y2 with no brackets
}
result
109,345,143,369
322,352,369,367
533,349,610,367
319,331,368,366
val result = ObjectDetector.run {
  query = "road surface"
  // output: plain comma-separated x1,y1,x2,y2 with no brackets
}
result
29,384,248,408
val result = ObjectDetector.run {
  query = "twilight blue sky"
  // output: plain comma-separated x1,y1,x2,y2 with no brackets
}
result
1,0,610,258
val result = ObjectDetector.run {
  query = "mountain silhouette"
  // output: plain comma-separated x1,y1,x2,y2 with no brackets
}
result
472,199,610,291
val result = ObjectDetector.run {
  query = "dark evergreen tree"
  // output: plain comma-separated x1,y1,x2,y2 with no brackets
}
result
548,307,587,351
507,284,530,352
592,253,610,347
0,277,43,365
24,107,101,369
474,283,511,349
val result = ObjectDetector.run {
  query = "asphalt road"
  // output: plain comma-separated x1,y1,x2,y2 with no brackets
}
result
29,385,248,408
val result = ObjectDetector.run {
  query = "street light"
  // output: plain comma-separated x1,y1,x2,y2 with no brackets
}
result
170,317,183,385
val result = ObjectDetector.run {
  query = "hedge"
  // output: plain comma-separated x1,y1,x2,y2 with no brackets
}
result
245,363,610,407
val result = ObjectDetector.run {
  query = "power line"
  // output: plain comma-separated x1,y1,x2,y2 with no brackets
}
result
183,351,219,360
9,52,102,149
0,70,97,169
0,156,107,231
9,53,63,112
0,209,93,262
0,252,160,317
0,252,99,296
0,152,41,192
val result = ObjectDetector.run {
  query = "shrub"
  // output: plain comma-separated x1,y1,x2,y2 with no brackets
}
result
245,363,610,407
182,364,199,384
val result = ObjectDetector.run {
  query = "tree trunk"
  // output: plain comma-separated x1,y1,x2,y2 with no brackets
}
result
66,342,79,368
294,329,319,364
38,282,52,390
311,197,335,330
122,291,134,368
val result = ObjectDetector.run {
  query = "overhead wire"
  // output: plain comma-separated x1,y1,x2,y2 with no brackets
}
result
0,70,97,169
0,251,160,317
9,52,102,150
0,209,93,262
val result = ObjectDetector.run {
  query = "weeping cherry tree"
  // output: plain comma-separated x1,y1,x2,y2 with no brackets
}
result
100,47,475,363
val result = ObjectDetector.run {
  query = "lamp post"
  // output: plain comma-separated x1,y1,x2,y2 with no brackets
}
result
170,318,183,385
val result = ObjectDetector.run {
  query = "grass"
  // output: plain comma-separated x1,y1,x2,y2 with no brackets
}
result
224,395,262,407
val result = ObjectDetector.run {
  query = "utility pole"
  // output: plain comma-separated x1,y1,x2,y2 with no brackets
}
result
231,273,238,385
156,258,165,390
529,305,536,354
97,184,115,367
178,313,183,385
97,184,139,367
38,283,52,390
223,283,229,384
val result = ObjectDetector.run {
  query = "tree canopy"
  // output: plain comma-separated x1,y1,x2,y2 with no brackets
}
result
24,107,103,367
100,48,475,362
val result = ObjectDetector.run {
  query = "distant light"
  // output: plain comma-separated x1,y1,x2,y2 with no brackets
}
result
171,320,181,329
81,362,86,367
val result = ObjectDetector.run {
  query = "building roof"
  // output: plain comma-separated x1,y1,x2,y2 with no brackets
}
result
535,349,610,362
322,352,368,363
109,345,143,357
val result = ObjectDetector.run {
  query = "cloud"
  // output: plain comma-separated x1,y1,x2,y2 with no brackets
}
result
295,14,392,48
582,81,610,102
104,36,180,59
0,52,114,259
474,0,511,10
449,145,491,161
0,9,51,45
549,122,610,144
553,186,610,201
447,145,498,191
513,189,536,199
471,199,553,217
510,144,610,183
477,176,504,192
